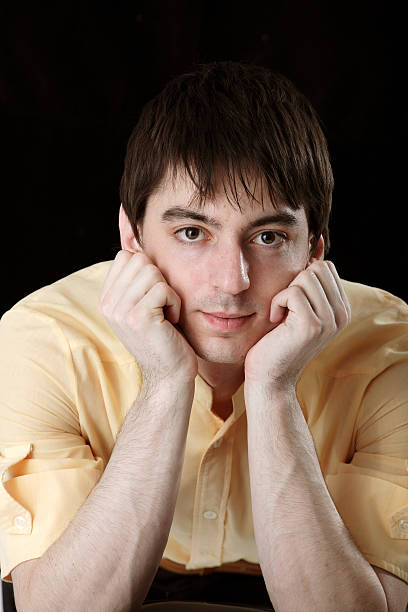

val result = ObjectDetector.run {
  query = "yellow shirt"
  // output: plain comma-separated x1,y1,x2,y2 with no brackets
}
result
0,261,407,584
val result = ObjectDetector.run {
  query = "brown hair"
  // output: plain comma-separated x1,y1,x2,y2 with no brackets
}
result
120,61,333,253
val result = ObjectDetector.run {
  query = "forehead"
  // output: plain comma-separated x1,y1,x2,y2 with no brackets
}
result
148,167,307,223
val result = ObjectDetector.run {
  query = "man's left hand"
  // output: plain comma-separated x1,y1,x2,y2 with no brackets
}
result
244,259,351,390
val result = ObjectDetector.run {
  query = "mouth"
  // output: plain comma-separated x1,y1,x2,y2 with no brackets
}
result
201,311,255,331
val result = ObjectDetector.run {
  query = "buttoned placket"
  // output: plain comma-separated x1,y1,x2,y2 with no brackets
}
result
184,376,246,570
187,430,234,569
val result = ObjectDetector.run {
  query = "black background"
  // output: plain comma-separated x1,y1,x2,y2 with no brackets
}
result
1,1,405,316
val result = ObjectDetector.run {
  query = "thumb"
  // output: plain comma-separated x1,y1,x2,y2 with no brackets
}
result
270,288,289,325
163,286,182,324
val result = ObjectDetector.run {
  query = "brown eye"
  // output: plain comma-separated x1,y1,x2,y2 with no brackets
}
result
253,231,286,246
176,227,206,242
185,227,201,240
260,231,276,244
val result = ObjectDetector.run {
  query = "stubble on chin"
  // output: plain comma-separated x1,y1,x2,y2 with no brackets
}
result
181,328,253,365
195,346,247,365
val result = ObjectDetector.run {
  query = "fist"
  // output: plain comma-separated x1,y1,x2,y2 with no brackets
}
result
244,259,351,389
99,250,198,386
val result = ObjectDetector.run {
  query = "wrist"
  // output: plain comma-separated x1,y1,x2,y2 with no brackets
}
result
244,384,313,462
142,379,196,400
137,372,195,409
244,359,302,394
244,377,298,403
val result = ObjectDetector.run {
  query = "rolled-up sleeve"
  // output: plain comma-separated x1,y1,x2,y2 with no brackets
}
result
326,361,408,583
0,307,104,581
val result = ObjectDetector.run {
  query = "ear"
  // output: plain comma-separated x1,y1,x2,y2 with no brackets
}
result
119,204,142,252
309,235,325,261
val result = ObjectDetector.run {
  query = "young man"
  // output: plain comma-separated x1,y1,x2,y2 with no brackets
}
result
1,62,407,611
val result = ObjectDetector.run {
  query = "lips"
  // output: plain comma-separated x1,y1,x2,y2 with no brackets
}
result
205,312,252,318
201,311,254,331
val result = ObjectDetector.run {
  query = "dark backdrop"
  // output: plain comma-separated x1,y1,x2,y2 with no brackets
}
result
1,1,405,316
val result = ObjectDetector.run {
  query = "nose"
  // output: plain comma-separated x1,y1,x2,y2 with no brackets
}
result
209,244,250,295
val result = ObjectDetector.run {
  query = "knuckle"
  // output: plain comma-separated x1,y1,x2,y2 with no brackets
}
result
328,315,338,334
288,284,303,298
307,262,319,272
153,280,167,296
124,309,139,328
98,295,111,315
145,263,162,279
325,260,337,276
122,250,149,270
115,250,130,263
134,252,149,265
136,263,161,289
307,269,319,282
112,306,124,326
309,317,323,335
338,306,350,329
308,261,325,275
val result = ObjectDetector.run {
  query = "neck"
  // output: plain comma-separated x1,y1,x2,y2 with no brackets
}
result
197,358,245,403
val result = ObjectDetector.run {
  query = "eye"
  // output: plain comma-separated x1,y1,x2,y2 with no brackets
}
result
252,231,286,246
175,226,206,242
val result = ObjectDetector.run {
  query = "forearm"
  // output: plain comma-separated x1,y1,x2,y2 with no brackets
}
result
245,386,388,612
18,380,194,612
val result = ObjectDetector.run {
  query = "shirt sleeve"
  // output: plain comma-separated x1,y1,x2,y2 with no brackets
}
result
326,359,408,584
0,307,104,581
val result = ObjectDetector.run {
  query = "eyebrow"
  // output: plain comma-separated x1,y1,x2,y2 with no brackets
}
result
161,206,299,230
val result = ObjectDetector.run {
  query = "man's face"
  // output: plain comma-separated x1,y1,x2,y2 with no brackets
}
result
138,170,315,365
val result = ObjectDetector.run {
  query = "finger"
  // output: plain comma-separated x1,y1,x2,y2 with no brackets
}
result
109,263,167,318
100,251,152,312
308,259,350,327
271,285,317,322
132,281,181,325
290,268,331,321
324,260,351,322
100,250,133,303
163,299,181,324
269,289,288,324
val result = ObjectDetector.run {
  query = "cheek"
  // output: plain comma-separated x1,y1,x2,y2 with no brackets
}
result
153,241,208,296
252,258,305,300
154,255,198,304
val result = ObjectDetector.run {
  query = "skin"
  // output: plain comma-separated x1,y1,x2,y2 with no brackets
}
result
116,168,407,608
119,168,326,416
12,167,406,610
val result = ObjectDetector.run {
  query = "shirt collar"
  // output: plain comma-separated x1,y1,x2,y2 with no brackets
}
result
194,374,246,424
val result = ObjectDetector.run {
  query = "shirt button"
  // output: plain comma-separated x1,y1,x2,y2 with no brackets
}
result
203,510,218,520
14,515,27,530
399,519,408,531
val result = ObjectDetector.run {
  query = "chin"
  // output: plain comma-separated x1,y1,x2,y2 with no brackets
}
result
178,316,269,365
187,335,250,365
197,350,246,365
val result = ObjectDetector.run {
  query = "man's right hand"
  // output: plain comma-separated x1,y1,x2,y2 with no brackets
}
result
13,250,198,612
99,250,198,386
